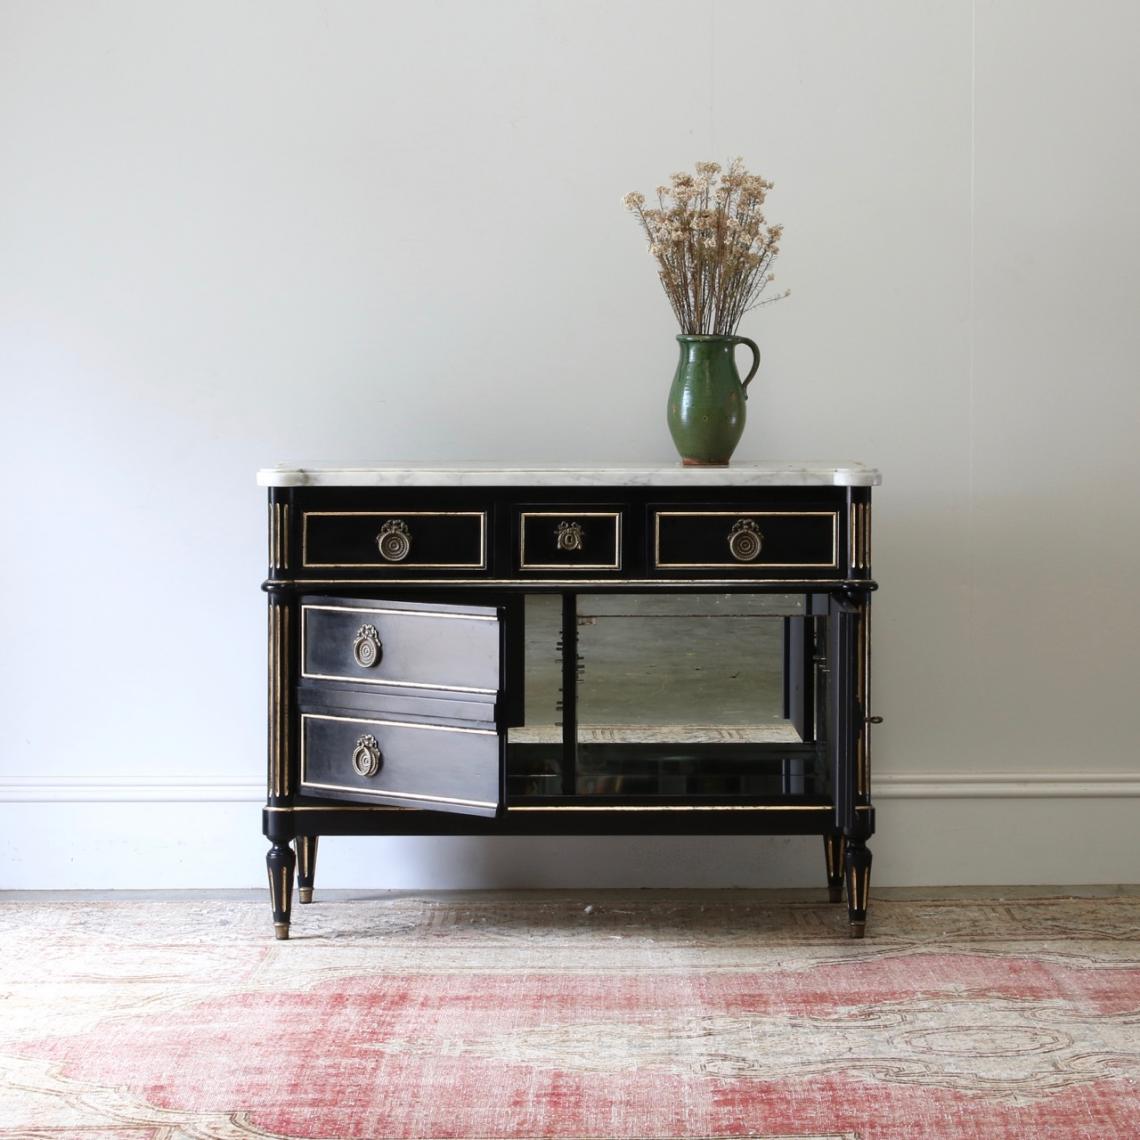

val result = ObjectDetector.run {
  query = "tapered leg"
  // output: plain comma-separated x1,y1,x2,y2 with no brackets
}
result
266,842,296,940
823,831,845,903
296,835,319,904
264,583,297,940
844,836,872,939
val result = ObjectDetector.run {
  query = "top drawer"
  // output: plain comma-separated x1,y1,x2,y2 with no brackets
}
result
516,508,623,572
301,597,501,694
301,509,487,571
652,508,840,573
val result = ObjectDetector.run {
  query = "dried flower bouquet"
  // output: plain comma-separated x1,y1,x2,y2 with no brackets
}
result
623,159,788,336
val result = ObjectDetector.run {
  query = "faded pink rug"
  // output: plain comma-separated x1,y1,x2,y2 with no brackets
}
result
1,891,1137,1138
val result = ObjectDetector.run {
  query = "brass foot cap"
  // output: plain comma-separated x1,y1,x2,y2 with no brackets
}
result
299,888,313,904
273,923,290,941
828,887,844,904
849,922,866,940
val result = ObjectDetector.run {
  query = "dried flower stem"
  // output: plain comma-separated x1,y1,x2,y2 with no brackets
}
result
624,159,788,336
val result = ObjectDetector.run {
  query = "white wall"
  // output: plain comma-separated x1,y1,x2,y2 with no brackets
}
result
2,0,1138,889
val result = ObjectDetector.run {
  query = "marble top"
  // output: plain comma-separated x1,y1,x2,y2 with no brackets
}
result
257,462,881,488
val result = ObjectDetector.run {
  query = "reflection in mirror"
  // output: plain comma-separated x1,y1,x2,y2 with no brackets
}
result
575,594,802,741
506,593,831,801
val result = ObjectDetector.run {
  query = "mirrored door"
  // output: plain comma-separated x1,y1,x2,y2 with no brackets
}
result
506,592,842,804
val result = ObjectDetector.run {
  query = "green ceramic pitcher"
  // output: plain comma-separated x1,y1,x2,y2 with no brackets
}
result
667,334,761,466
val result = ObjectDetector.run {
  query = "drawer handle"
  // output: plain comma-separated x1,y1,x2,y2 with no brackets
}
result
351,734,383,778
555,520,584,552
353,624,383,668
376,519,411,562
727,518,763,562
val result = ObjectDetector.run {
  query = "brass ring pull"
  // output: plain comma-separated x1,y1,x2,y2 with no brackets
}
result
727,518,763,562
377,519,411,562
353,624,382,668
555,520,584,552
351,734,382,778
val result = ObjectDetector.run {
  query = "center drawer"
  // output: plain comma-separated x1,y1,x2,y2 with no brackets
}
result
300,597,501,694
516,508,623,572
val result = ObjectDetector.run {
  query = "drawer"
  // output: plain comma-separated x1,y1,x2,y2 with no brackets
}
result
301,597,501,694
301,509,487,570
652,509,840,572
299,711,499,815
517,509,622,571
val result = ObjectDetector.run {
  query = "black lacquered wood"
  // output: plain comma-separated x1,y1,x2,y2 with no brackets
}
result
828,596,860,833
823,831,844,903
296,835,318,903
560,593,578,797
299,707,500,817
516,507,624,572
263,478,877,939
266,841,296,939
845,835,872,936
651,506,841,575
303,509,487,570
301,595,501,694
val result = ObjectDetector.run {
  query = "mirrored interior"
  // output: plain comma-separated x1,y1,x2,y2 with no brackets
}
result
506,593,832,802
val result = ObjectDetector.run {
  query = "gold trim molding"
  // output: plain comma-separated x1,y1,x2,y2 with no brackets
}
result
299,603,498,694
302,510,488,570
653,511,840,570
299,712,496,808
519,511,622,571
266,577,871,589
267,602,291,799
849,501,872,573
510,803,833,813
268,502,290,572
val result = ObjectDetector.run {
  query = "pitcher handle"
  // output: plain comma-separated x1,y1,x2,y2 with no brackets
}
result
733,335,761,396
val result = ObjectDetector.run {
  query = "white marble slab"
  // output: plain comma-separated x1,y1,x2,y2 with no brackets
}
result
257,462,881,488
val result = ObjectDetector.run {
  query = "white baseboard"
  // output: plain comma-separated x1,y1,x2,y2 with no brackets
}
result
0,778,262,802
2,772,1138,803
873,772,1140,798
2,774,1137,890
